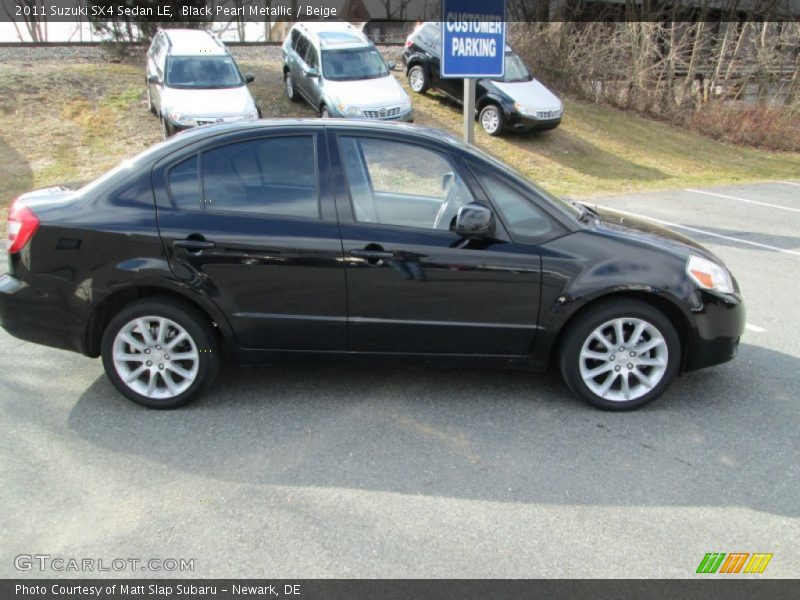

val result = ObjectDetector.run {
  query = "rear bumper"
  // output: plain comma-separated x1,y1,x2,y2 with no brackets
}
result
0,273,86,354
684,290,745,372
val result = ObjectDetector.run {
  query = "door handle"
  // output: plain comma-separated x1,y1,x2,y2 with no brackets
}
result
174,239,216,251
349,249,395,260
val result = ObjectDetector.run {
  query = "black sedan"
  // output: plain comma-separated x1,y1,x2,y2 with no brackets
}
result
0,120,744,410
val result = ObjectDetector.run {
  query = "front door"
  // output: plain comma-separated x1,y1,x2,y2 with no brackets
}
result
154,128,347,351
329,131,542,355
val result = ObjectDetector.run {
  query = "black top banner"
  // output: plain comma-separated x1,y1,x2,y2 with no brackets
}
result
2,0,800,23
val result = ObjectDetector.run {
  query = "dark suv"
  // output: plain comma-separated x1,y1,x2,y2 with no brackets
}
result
0,121,743,410
402,22,563,135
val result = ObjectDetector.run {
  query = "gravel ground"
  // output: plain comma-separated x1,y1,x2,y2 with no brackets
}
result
0,43,403,65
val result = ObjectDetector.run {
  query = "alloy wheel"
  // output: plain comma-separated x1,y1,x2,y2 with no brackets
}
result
285,73,294,99
112,316,199,400
409,67,425,92
481,107,500,134
578,317,669,402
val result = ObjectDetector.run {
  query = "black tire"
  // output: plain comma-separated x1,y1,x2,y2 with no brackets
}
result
407,65,429,94
257,106,262,119
146,83,156,115
479,104,505,136
558,299,681,411
101,296,220,409
162,117,171,139
285,71,298,102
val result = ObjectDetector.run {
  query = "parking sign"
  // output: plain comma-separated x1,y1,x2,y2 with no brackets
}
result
441,0,506,78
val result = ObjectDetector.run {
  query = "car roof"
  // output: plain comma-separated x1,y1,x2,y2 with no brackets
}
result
293,22,370,49
162,29,227,56
158,119,464,155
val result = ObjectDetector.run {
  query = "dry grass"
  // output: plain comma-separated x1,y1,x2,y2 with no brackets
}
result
2,56,800,230
690,103,800,152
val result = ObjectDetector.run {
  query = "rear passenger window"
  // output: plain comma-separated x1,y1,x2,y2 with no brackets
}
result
296,35,309,60
290,29,300,50
167,156,200,210
202,136,319,219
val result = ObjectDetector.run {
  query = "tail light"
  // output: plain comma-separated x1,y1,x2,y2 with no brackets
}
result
405,38,413,48
7,198,40,254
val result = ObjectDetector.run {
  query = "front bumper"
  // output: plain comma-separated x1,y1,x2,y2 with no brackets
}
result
166,115,255,133
507,111,562,131
683,290,745,372
327,105,414,123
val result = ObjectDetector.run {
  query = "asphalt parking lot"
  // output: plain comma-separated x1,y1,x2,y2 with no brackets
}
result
1,181,798,578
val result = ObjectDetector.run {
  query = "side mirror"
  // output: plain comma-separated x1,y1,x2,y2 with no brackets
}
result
146,74,161,85
387,61,396,70
305,67,319,78
244,73,255,83
455,203,495,238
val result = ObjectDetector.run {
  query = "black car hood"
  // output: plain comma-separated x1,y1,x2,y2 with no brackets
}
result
587,204,720,262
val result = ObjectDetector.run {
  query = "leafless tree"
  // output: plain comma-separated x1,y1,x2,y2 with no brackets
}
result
2,0,48,42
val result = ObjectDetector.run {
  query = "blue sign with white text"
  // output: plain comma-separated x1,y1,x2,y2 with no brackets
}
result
441,0,506,78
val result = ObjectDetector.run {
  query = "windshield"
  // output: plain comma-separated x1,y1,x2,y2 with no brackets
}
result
491,52,531,83
165,56,244,89
322,47,389,81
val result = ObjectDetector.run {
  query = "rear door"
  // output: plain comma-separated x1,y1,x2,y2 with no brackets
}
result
153,127,347,351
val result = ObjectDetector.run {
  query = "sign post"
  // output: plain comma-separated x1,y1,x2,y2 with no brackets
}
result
441,0,506,145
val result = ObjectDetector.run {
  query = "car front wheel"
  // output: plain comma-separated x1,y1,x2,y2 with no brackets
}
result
101,297,220,409
479,104,504,136
558,299,681,410
146,84,156,115
408,65,429,94
285,71,298,102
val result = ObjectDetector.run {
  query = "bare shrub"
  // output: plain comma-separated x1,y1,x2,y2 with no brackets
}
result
691,104,800,151
509,20,800,150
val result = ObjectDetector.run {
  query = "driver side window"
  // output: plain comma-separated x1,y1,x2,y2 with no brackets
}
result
339,136,474,231
474,169,553,239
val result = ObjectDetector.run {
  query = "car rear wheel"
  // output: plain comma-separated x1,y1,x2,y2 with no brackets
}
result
479,104,504,136
285,71,298,102
558,299,680,411
408,65,429,94
101,297,219,409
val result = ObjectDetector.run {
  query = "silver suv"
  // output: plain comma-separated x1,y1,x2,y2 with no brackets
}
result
282,22,413,122
146,29,260,137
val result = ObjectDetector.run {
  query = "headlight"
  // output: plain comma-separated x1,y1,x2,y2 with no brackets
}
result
514,102,532,116
337,102,362,116
168,112,196,127
686,255,735,294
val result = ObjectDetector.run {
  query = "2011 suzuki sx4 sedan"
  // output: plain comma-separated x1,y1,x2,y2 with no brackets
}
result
0,120,744,410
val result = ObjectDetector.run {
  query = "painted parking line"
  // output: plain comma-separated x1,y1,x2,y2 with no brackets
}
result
685,189,800,214
591,205,800,257
778,181,800,188
745,323,766,333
